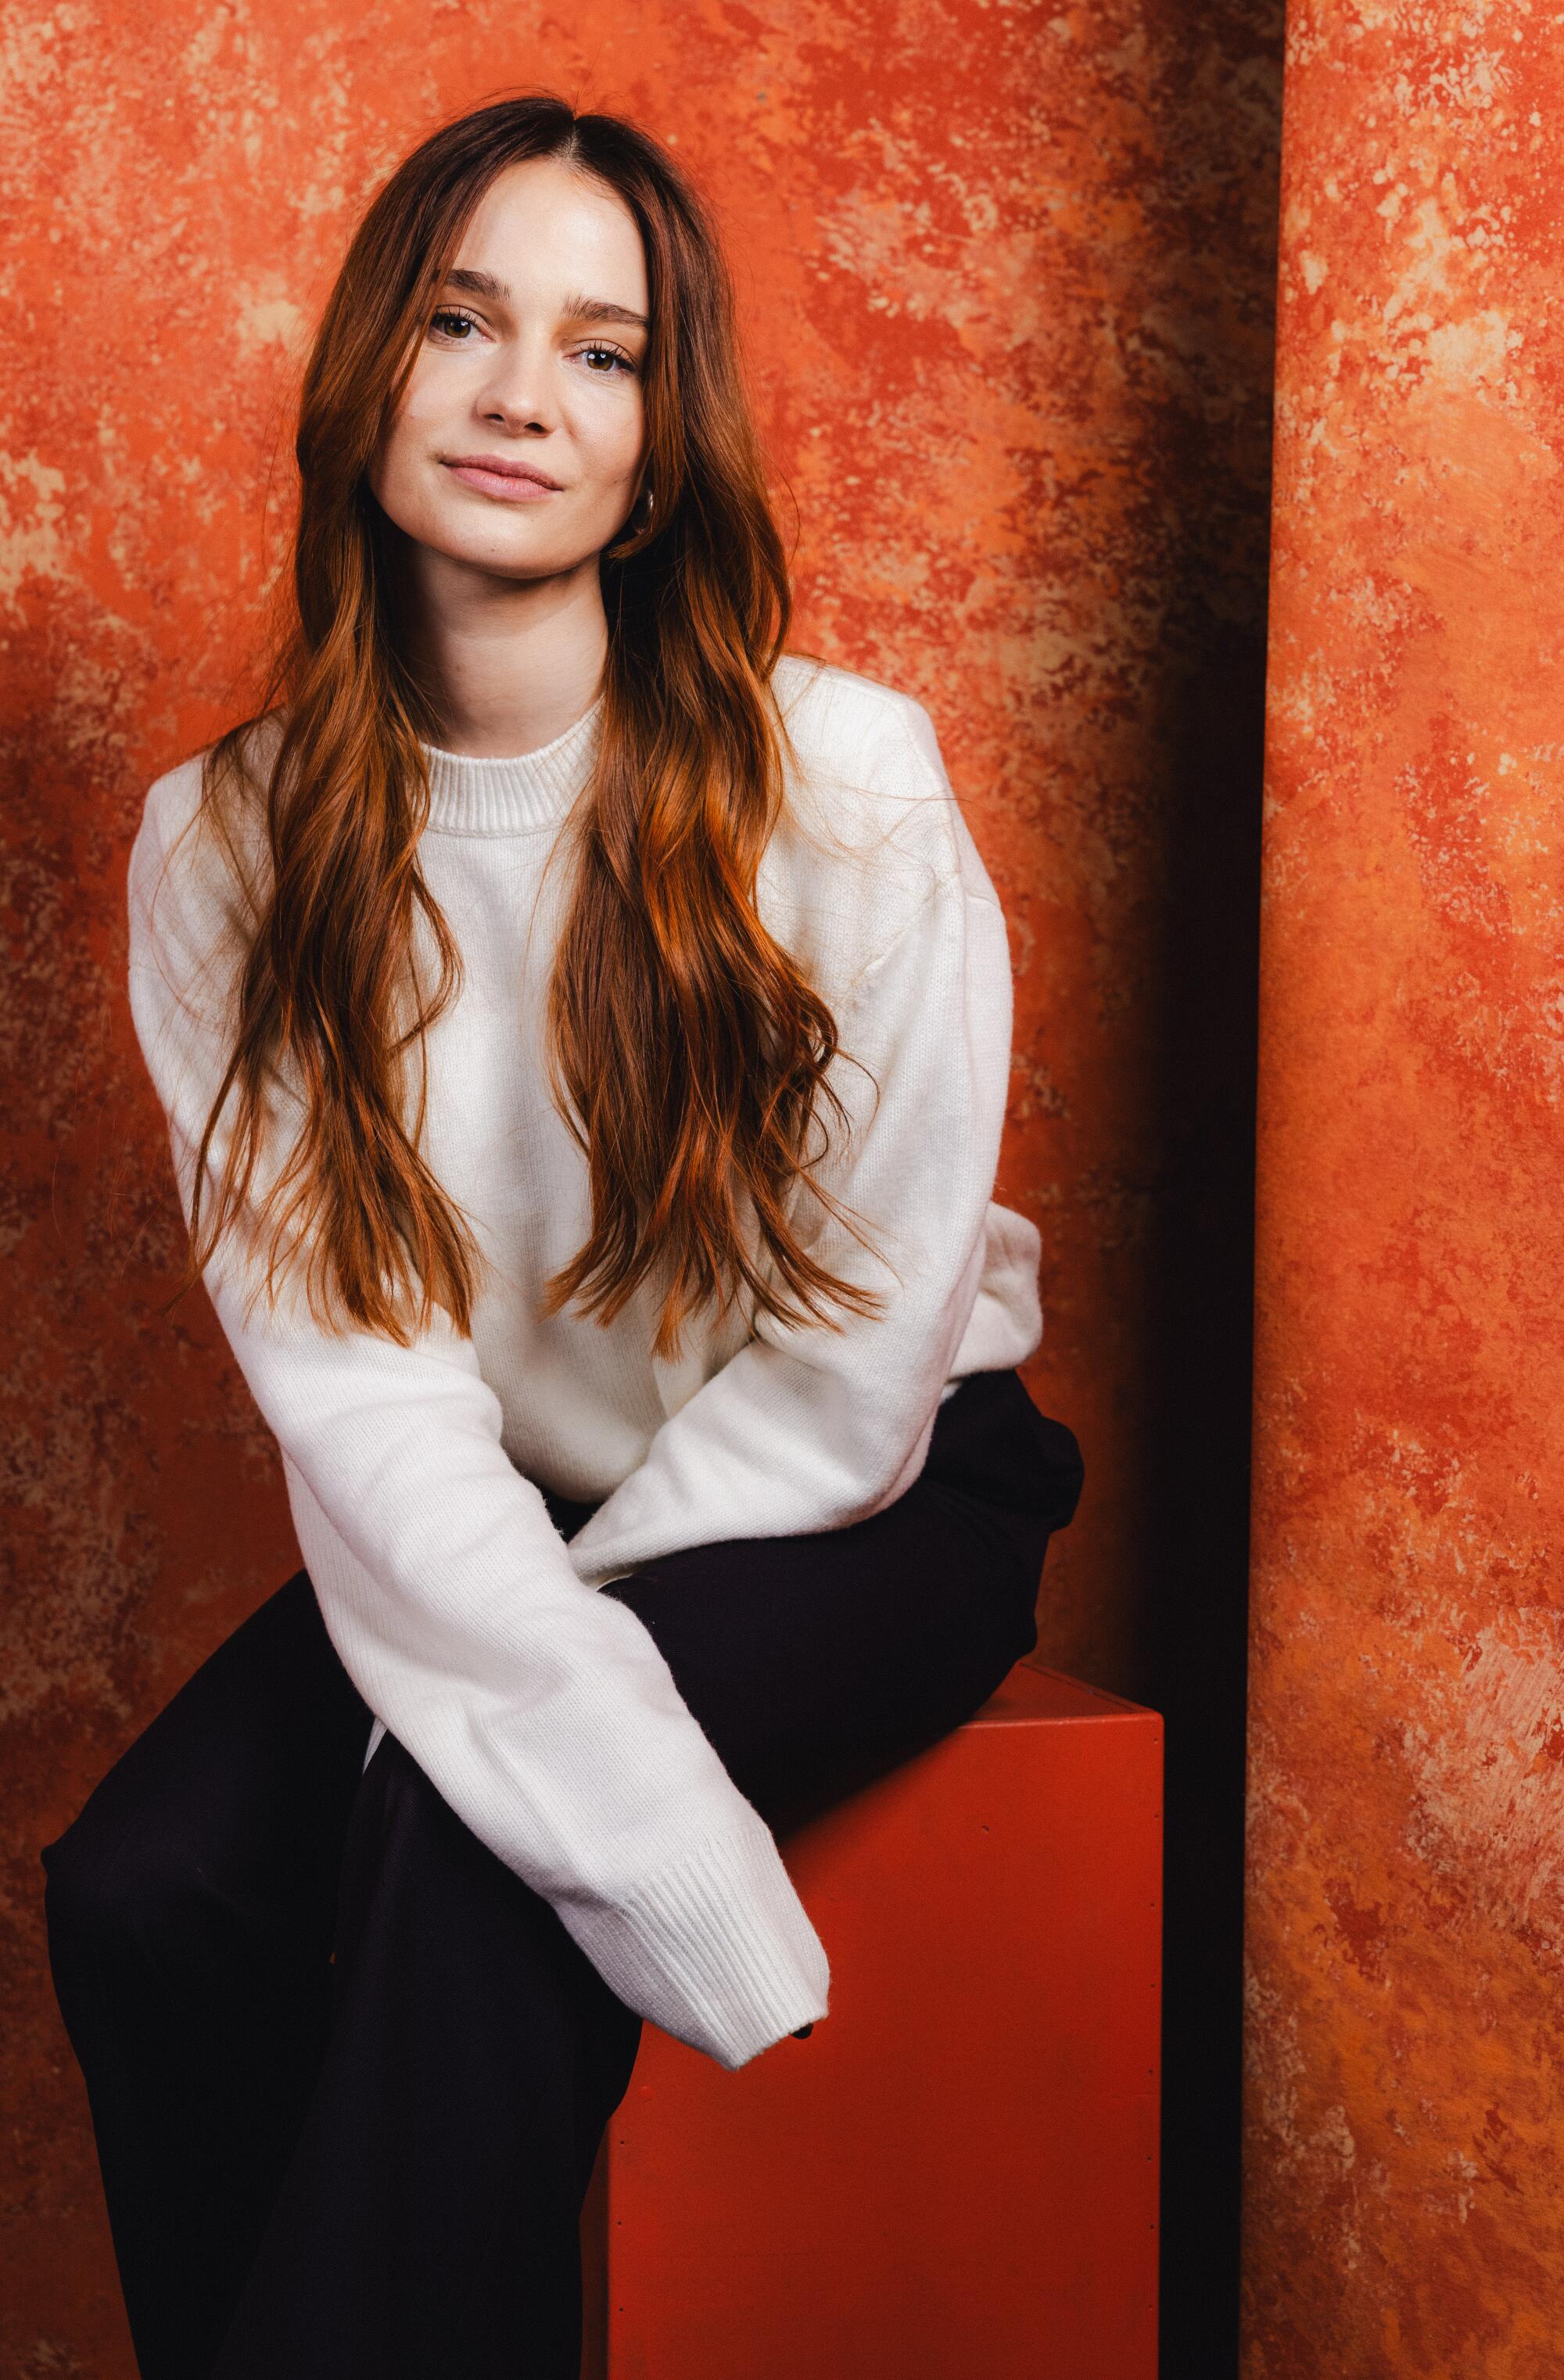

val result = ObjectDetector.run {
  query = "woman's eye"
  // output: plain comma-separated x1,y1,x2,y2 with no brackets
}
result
425,315,635,371
429,307,482,343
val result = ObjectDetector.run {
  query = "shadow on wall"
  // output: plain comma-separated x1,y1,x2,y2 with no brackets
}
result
1032,14,1283,2377
1141,624,1268,2380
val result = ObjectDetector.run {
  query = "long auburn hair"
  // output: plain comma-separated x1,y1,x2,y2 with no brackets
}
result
164,92,888,1363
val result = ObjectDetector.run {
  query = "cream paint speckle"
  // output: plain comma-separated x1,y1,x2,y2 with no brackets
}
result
234,290,309,356
1407,1614,1564,1928
0,451,68,605
1424,306,1514,385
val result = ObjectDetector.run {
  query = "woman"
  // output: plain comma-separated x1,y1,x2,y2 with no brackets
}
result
41,91,1085,2380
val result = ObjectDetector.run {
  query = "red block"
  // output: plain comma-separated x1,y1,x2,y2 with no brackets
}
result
579,1661,1163,2379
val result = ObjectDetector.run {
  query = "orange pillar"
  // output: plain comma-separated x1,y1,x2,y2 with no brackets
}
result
1244,5,1564,2366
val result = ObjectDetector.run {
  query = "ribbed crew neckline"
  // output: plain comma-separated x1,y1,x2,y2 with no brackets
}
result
418,693,604,837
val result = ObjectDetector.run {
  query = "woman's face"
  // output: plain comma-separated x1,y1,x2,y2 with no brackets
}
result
368,156,651,582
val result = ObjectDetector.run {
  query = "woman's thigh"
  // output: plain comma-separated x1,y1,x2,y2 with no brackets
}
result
592,1369,1085,1841
42,1567,372,1951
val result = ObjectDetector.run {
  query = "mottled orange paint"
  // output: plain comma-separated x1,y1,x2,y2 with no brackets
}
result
1244,5,1564,2375
2,3,1279,2371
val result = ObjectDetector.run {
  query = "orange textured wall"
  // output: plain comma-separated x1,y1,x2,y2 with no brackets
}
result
1244,5,1564,2373
2,5,1280,2371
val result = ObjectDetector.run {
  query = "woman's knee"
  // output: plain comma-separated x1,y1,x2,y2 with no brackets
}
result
41,1716,246,1976
41,1797,210,1976
965,1566,1041,1714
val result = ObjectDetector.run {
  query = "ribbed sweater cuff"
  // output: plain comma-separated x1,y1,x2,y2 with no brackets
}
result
552,1813,830,2071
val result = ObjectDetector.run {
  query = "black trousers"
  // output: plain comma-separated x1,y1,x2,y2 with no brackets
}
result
41,1366,1084,2380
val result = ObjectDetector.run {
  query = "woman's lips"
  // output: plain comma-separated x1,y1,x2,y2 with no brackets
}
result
443,459,562,501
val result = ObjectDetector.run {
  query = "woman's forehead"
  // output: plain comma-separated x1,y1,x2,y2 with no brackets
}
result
450,160,648,311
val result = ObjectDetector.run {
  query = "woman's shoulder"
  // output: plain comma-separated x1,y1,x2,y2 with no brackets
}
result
138,715,281,854
130,719,281,986
136,745,205,851
767,652,965,863
761,654,988,991
769,652,942,780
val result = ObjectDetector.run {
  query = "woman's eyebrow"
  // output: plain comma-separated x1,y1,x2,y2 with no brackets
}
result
560,290,649,329
442,267,509,301
439,267,647,330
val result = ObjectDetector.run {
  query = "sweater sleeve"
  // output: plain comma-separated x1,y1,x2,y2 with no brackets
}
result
124,760,828,2073
564,699,1035,1586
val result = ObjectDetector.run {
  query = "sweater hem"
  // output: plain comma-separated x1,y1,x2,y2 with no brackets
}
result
553,1811,830,2070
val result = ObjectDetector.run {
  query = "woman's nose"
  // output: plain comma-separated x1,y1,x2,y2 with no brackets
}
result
476,338,558,433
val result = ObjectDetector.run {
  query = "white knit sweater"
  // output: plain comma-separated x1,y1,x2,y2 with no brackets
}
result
125,653,1044,2071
